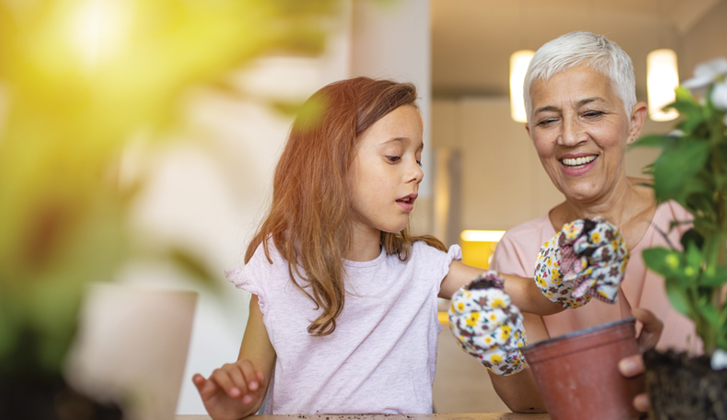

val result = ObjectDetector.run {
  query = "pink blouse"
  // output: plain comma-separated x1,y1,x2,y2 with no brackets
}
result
491,201,698,352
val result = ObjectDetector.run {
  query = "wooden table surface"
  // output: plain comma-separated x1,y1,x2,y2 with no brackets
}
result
177,414,550,420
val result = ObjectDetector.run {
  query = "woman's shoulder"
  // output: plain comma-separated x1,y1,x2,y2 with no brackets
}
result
501,213,555,244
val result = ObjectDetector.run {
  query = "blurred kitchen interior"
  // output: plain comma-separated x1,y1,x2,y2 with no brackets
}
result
106,0,727,414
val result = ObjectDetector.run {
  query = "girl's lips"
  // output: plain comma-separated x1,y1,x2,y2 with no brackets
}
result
396,194,417,211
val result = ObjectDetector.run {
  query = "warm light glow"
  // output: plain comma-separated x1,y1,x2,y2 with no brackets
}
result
460,230,506,243
510,50,534,123
647,49,680,121
70,0,132,69
460,230,506,270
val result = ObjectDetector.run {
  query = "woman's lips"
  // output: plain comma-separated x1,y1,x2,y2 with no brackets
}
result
559,154,598,176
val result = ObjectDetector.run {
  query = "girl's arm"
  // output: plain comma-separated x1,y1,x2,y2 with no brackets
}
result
487,312,549,413
440,260,563,316
193,295,276,420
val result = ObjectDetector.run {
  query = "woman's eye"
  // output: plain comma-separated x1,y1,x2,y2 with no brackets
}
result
416,159,423,168
537,118,557,126
583,110,604,118
386,156,401,163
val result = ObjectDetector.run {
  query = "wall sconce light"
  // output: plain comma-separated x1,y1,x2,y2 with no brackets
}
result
510,50,534,123
647,49,680,121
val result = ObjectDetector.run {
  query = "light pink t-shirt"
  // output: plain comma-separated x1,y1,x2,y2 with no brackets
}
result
490,201,697,352
226,241,461,415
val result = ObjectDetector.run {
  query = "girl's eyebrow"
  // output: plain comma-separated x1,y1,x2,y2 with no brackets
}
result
383,137,424,151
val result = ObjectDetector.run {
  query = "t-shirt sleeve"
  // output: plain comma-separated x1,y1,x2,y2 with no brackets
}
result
490,232,530,278
225,243,278,314
417,242,462,295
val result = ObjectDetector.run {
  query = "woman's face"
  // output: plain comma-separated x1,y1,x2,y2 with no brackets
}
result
526,65,644,204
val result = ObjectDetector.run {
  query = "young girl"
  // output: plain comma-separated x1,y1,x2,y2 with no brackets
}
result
191,77,579,419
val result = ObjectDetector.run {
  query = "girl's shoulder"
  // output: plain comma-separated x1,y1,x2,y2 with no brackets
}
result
409,240,462,265
226,240,290,290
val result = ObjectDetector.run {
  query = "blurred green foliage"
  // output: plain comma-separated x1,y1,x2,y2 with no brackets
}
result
0,0,340,376
633,84,727,355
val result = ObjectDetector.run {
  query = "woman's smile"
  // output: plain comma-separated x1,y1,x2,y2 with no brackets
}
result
559,153,599,176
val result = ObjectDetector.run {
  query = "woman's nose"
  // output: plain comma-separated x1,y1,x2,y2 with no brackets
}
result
559,118,587,146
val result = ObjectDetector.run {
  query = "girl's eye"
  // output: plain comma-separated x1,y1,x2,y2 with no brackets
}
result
416,159,422,168
386,156,401,163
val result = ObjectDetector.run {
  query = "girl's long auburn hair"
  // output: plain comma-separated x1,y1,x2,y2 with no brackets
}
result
244,77,445,336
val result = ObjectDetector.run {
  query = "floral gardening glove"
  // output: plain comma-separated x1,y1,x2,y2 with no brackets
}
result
448,271,527,376
535,217,630,308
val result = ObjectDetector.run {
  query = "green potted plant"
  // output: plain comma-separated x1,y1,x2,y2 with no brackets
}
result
632,57,727,420
0,1,339,418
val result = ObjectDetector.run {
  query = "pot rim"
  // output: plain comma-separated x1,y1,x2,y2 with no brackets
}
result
521,316,636,353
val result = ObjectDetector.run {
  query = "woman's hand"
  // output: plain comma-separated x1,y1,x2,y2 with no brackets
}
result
193,359,266,420
617,308,663,413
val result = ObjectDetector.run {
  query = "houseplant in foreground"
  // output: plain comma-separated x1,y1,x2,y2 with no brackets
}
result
632,57,727,419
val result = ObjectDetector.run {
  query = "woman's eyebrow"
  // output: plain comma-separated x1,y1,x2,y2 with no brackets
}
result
534,97,605,115
578,97,605,106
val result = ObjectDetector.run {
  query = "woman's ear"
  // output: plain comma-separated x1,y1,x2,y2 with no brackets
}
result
627,102,648,144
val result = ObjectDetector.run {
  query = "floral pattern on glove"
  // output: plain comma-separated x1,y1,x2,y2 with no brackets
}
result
448,270,527,376
535,217,630,308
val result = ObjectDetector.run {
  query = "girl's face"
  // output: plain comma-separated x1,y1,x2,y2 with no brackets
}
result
526,65,643,204
348,104,424,242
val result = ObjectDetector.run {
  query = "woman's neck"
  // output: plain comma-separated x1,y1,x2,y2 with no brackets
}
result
550,177,657,248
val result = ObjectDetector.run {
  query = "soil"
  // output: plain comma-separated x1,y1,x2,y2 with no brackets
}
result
644,349,727,420
0,374,122,420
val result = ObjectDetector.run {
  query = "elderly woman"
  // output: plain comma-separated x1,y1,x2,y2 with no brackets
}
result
488,31,696,412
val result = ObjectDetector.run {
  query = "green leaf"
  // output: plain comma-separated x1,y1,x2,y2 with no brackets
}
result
168,247,219,287
652,137,710,202
630,134,677,150
700,264,727,287
672,86,705,132
643,247,681,278
697,304,721,329
680,228,705,250
665,276,691,318
685,243,703,270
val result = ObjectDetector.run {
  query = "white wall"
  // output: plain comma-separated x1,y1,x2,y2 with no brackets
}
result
350,0,433,234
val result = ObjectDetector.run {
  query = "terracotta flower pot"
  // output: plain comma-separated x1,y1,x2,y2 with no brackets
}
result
521,317,644,420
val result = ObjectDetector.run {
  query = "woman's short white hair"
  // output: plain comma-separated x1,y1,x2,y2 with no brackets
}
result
524,31,637,122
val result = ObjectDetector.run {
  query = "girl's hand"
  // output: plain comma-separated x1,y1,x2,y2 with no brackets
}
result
192,359,267,420
448,271,528,376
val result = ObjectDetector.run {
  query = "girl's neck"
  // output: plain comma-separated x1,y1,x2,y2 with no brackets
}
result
347,225,383,262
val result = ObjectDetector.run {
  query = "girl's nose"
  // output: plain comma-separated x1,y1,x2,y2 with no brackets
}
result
409,159,424,183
